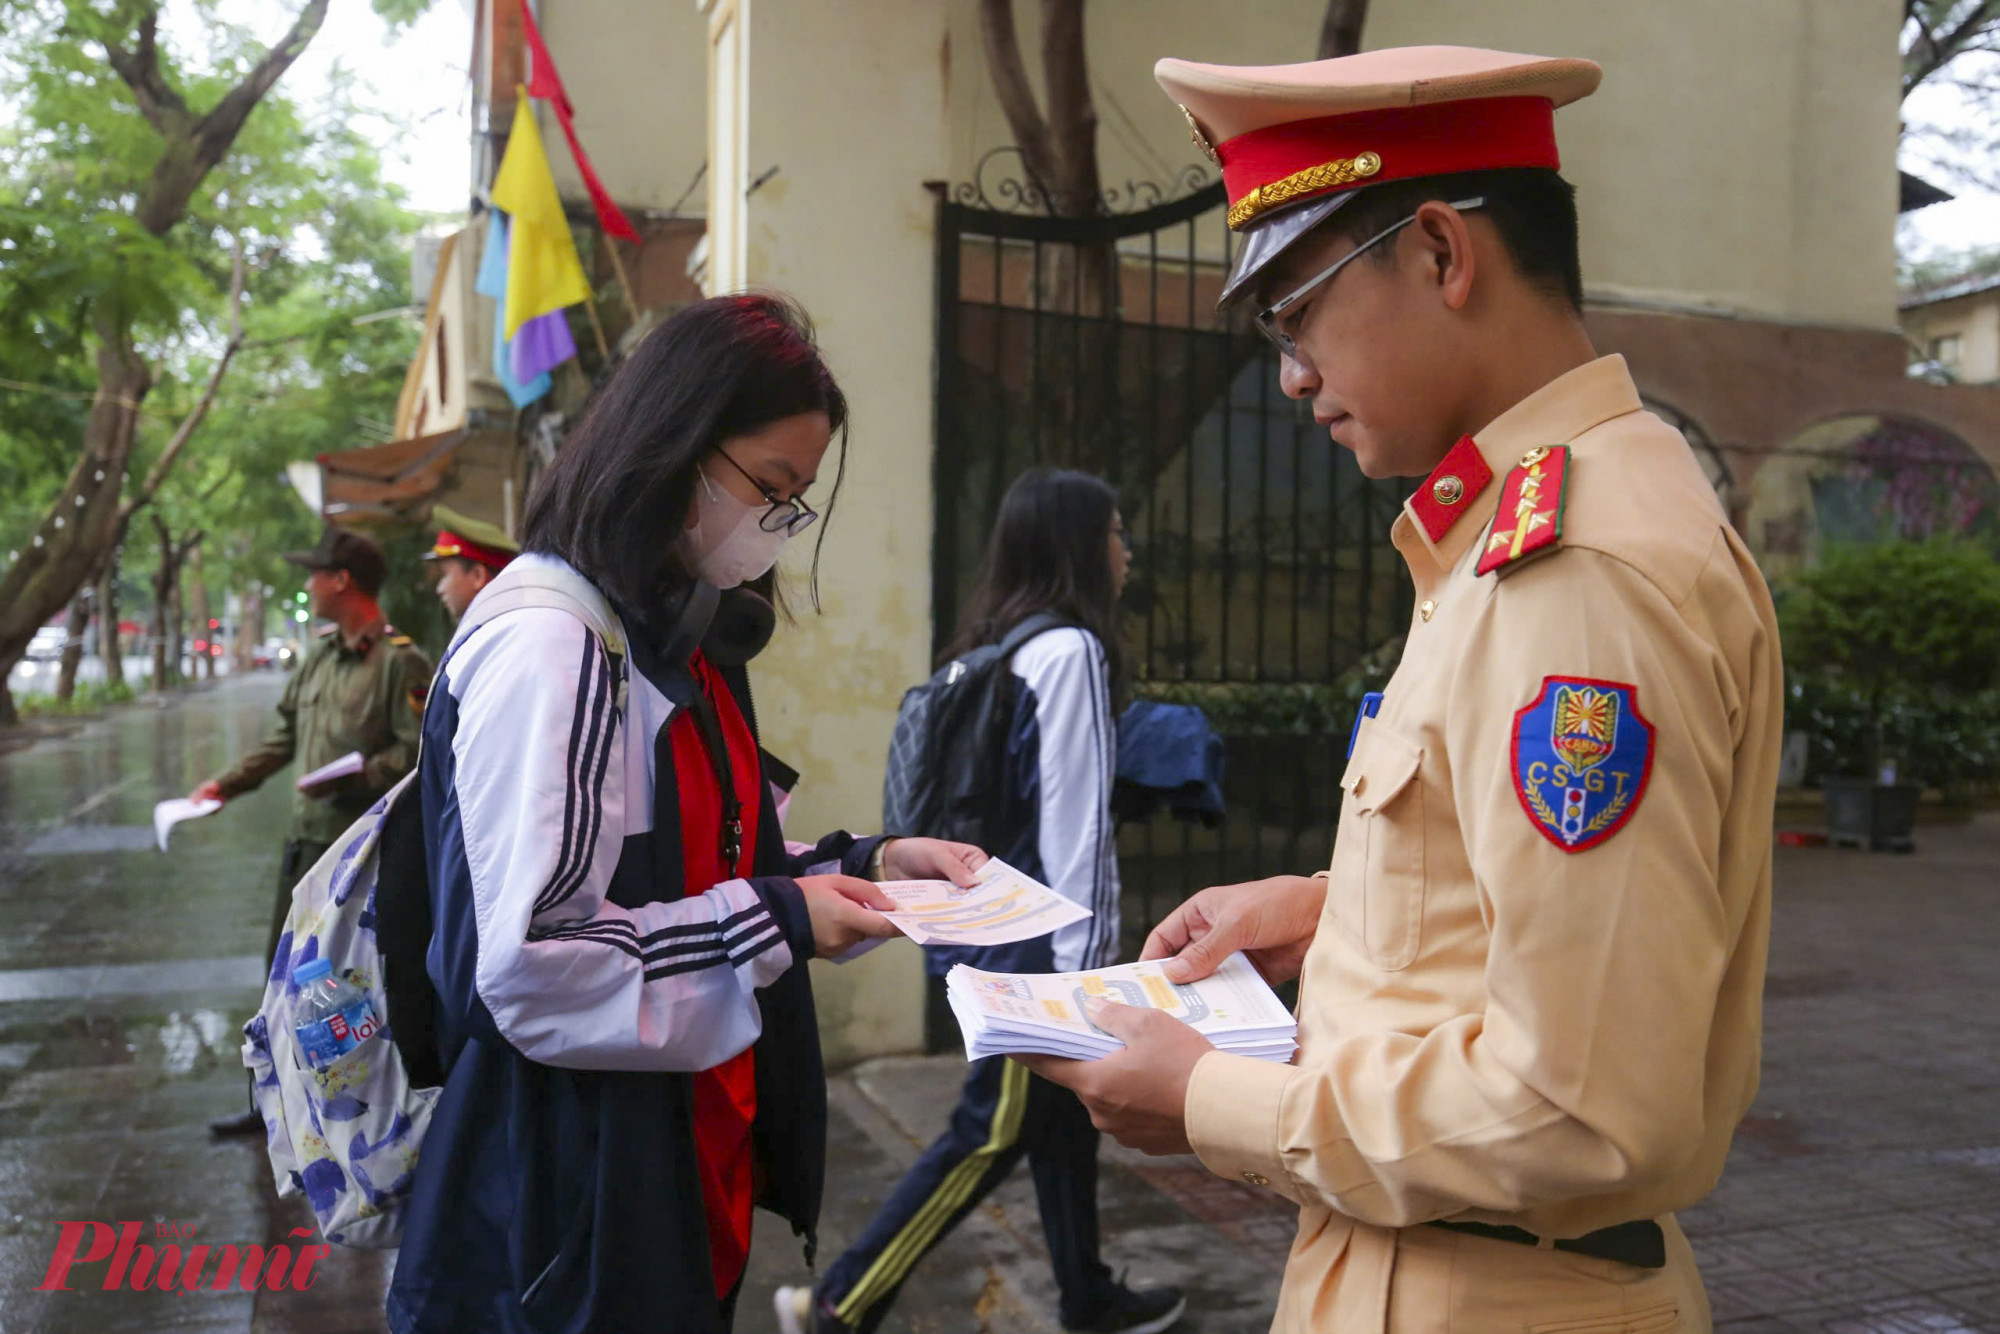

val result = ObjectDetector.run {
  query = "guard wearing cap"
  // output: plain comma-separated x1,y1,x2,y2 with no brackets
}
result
192,525,433,1137
423,503,519,622
1017,47,1781,1334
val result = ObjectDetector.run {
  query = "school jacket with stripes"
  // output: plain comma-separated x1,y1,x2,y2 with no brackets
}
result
928,625,1122,977
387,557,881,1334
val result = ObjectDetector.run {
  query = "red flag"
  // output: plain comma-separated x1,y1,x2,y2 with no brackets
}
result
516,1,640,244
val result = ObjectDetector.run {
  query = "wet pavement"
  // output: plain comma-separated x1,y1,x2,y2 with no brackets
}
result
0,674,1996,1333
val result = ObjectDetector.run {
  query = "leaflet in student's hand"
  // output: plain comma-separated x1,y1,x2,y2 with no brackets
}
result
875,856,1088,947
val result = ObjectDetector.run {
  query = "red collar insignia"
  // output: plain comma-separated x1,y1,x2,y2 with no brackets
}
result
1410,435,1495,545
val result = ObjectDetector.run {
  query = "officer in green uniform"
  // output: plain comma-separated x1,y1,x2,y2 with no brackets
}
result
191,526,431,1136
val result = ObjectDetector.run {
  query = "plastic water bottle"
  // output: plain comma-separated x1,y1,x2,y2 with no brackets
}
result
292,957,383,1069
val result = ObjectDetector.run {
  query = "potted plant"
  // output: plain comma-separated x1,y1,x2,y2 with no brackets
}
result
1780,539,2000,851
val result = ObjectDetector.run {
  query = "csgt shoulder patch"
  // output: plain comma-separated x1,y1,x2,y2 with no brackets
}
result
1510,676,1653,853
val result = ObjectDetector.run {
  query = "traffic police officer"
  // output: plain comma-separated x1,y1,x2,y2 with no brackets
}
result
1018,47,1782,1334
422,503,518,622
193,525,432,1136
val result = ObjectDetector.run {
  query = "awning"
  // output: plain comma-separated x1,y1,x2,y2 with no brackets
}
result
290,428,468,524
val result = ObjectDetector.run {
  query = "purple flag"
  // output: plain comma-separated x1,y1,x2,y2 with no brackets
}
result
509,308,577,384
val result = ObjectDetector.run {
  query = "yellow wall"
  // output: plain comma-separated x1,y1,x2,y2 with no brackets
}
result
729,0,956,1065
539,0,709,215
947,0,1902,330
1903,291,2000,384
698,0,1907,1066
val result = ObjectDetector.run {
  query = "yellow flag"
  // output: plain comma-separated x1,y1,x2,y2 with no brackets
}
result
491,91,591,340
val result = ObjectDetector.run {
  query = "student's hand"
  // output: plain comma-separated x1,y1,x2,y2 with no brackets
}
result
878,838,988,887
798,874,900,960
189,780,225,806
1141,875,1327,985
1014,999,1212,1156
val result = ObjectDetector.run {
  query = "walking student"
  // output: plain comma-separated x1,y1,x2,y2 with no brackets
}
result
779,469,1183,1334
386,294,986,1334
1023,47,1783,1334
190,525,430,1138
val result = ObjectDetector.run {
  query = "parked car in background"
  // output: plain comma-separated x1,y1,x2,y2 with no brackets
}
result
254,637,299,670
25,625,67,662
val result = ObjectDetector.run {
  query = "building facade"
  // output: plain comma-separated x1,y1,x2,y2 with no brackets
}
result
344,0,1999,1062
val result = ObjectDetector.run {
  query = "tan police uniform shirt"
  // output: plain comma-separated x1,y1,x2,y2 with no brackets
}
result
215,617,431,844
1183,356,1783,1332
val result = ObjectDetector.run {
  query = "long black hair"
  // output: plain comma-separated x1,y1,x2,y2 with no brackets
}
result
945,467,1126,697
520,293,847,631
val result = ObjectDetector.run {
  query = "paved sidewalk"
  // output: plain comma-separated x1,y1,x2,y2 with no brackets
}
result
751,817,2000,1334
0,677,1996,1333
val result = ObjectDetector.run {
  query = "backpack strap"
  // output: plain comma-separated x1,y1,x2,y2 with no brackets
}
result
449,562,627,659
996,612,1069,659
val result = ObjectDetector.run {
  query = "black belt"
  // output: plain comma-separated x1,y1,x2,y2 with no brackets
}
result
1424,1219,1665,1269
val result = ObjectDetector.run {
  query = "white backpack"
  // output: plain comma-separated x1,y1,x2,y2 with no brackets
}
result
240,559,626,1247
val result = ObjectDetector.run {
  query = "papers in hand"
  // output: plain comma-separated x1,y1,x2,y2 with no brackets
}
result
946,952,1299,1064
153,798,222,852
877,857,1089,947
295,751,364,794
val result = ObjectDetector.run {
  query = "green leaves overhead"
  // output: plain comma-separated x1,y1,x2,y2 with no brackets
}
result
0,0,434,596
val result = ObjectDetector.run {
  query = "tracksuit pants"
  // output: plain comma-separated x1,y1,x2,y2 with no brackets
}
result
816,1053,1114,1332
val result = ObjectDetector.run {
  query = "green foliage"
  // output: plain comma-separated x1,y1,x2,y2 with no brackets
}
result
1787,676,2000,802
0,0,429,621
1780,539,2000,783
18,679,137,718
372,521,453,658
1900,244,2000,294
1780,540,2000,700
1132,638,1400,737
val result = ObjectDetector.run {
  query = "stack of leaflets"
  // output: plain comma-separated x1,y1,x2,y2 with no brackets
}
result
946,952,1298,1064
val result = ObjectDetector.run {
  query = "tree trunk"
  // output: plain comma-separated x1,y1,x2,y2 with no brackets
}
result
187,544,211,680
0,330,150,725
1317,0,1370,59
151,523,172,692
99,542,124,689
168,580,185,684
0,2,325,721
234,584,263,673
148,516,202,692
978,0,1113,317
55,587,92,702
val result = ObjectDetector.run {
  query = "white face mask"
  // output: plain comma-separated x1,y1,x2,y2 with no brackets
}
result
682,470,791,589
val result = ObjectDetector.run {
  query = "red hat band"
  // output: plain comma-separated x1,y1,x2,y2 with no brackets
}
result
1218,96,1559,230
432,532,514,573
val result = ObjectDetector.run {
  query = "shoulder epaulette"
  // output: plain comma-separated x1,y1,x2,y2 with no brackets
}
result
1476,445,1570,578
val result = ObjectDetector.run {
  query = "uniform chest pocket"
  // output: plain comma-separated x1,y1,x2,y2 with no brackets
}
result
1329,719,1427,971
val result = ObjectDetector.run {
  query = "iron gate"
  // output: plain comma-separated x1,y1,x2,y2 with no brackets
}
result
930,163,1415,962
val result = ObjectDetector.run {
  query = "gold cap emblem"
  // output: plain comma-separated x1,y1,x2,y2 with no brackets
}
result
1180,104,1220,165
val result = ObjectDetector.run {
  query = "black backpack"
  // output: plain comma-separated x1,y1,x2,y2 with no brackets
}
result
882,613,1065,846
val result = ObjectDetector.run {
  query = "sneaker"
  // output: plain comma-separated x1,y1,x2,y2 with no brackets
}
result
1063,1280,1187,1334
773,1285,852,1334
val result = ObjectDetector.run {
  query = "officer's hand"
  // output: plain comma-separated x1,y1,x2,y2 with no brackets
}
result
877,837,988,886
189,780,225,806
798,874,900,959
1014,1000,1210,1156
1141,875,1327,985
